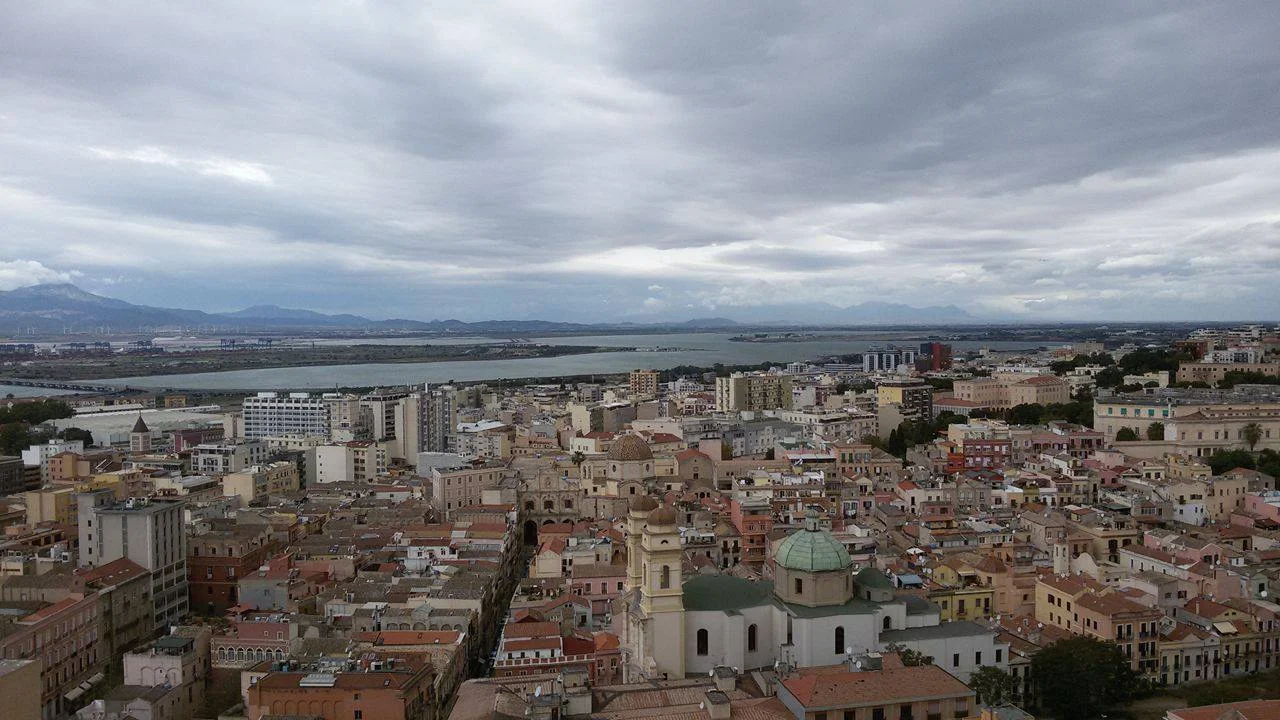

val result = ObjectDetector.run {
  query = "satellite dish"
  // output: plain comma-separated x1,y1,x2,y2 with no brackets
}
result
534,687,542,697
709,669,715,677
845,646,853,655
699,703,705,710
854,660,862,669
773,660,780,669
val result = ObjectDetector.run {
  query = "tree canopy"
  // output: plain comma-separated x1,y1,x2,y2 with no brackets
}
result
0,399,74,425
1146,422,1165,441
1030,636,1140,720
969,666,1015,707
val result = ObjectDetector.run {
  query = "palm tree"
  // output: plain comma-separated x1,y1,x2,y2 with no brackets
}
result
1243,422,1263,452
570,450,586,469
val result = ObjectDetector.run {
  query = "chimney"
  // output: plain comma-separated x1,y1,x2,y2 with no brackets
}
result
712,666,737,693
704,690,731,720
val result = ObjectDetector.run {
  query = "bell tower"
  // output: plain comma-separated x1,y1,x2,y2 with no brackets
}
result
639,504,685,678
626,495,657,591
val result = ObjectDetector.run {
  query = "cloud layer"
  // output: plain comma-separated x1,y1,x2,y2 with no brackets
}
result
1,2,1278,321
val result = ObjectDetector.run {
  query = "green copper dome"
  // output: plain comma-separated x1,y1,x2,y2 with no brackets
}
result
774,511,853,573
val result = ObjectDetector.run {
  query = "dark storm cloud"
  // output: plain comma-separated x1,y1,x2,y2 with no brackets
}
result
0,1,1278,321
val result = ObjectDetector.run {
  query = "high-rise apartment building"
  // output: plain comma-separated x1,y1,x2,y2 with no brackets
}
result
241,392,369,441
422,384,458,454
876,378,934,421
629,369,661,398
714,373,794,412
918,341,954,371
861,345,919,372
77,492,188,632
0,455,35,496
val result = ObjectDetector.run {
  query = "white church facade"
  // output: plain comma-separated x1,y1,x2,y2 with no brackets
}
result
619,502,1008,683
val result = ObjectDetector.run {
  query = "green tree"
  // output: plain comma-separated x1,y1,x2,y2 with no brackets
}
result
1094,366,1125,388
0,422,32,455
1146,422,1165,441
59,427,94,446
1031,636,1139,720
1219,371,1280,389
1115,427,1139,442
569,450,586,469
924,377,954,391
886,428,907,458
1242,422,1263,451
883,642,933,666
1257,449,1280,482
1206,449,1256,475
0,399,74,425
969,666,1015,707
1007,404,1044,425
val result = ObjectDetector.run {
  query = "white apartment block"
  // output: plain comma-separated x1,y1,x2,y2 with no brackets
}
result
314,441,387,483
241,392,369,441
190,440,269,475
862,346,919,372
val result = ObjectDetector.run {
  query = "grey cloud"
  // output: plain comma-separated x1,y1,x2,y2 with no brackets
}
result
0,2,1278,321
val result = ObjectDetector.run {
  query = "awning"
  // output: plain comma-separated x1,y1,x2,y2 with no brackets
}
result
1213,621,1238,634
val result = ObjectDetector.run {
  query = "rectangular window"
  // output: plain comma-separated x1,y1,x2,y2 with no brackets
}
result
953,653,959,667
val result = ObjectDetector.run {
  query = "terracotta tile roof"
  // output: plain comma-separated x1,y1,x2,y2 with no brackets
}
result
1123,544,1179,564
503,637,562,652
75,557,148,586
972,554,1008,574
503,621,561,639
781,664,972,708
1184,597,1234,619
1168,700,1280,720
352,630,462,645
593,632,620,651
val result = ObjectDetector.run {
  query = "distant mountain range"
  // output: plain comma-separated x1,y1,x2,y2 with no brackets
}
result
0,283,977,335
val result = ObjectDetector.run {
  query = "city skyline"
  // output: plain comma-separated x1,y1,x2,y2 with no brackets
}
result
3,4,1279,322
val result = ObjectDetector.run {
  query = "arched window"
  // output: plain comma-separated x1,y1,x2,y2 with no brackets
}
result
883,616,893,631
697,629,709,656
748,624,758,652
834,626,845,655
660,565,671,589
794,577,803,594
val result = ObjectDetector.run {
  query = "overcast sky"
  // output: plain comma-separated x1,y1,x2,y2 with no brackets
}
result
2,3,1278,322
